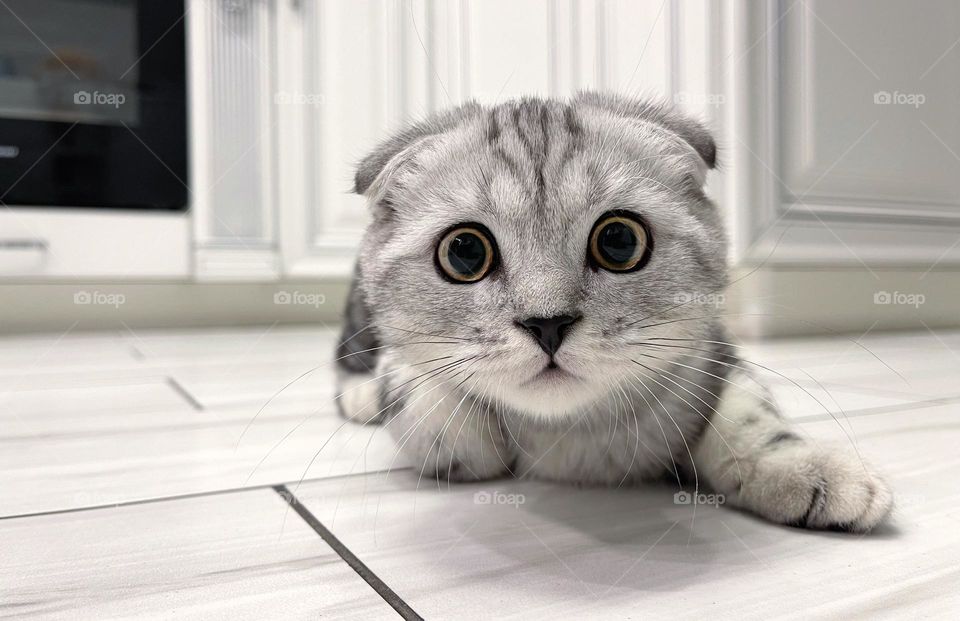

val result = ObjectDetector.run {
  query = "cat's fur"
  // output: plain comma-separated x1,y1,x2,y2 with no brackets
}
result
334,92,892,532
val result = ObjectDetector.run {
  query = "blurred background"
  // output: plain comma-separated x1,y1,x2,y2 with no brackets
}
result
2,0,959,336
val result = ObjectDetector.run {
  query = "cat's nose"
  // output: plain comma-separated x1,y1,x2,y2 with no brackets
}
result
516,314,580,356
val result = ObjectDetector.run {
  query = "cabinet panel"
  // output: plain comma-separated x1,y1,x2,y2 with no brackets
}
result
191,0,276,246
280,0,675,278
779,0,960,218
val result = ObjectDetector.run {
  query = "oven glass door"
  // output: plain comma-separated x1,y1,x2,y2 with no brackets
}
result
0,0,188,210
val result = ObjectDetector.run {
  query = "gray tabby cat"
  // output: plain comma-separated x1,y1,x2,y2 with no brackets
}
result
335,92,892,532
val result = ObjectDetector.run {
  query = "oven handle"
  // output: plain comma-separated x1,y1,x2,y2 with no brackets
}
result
0,238,48,273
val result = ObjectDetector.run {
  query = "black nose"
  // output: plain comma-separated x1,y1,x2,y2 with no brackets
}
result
517,315,579,356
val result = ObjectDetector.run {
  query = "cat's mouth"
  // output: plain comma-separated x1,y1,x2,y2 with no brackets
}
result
522,363,579,386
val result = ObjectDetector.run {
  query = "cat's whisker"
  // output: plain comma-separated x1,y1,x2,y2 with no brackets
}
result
645,336,746,349
382,357,485,474
447,376,495,489
629,369,700,492
292,356,476,503
630,358,744,490
332,355,479,482
627,368,701,533
626,312,908,387
622,373,683,489
236,339,463,450
613,382,650,488
631,356,737,425
598,379,624,465
272,354,476,537
241,357,443,486
375,323,475,343
501,407,532,460
436,377,484,490
798,368,859,448
446,402,479,488
331,356,484,539
385,360,487,522
630,348,781,414
413,371,480,505
334,358,480,483
630,340,865,464
253,356,449,486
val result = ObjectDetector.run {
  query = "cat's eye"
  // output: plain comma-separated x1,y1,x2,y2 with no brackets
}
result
436,224,496,283
589,212,651,272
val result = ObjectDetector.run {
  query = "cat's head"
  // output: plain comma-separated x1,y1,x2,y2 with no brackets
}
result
354,92,727,419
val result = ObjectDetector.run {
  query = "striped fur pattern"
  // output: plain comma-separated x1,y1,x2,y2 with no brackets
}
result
335,92,892,532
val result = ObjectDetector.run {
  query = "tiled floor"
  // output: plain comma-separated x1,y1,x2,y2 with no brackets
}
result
2,326,959,619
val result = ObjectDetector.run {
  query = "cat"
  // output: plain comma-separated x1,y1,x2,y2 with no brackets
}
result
334,91,892,532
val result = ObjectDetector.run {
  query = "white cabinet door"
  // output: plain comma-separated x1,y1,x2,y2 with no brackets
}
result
188,0,279,280
0,210,189,279
276,0,685,279
722,0,960,266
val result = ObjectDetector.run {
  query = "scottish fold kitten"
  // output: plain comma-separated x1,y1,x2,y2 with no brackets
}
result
335,92,892,532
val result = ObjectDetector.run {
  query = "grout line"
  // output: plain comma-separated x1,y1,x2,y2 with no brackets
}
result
761,374,931,401
164,376,205,411
128,344,146,361
0,412,311,443
273,484,423,621
0,467,412,522
793,394,960,424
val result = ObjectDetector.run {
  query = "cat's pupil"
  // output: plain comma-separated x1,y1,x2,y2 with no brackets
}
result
448,233,487,275
597,222,637,265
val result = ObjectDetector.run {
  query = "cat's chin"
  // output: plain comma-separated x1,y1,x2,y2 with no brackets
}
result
496,373,607,419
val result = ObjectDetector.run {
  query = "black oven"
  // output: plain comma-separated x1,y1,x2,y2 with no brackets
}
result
0,0,188,210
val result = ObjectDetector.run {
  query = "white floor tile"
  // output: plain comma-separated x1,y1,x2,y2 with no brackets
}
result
3,326,958,618
0,489,397,620
293,405,960,620
0,396,403,517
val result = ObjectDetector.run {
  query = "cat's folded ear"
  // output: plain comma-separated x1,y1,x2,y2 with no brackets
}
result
354,102,482,200
573,91,717,170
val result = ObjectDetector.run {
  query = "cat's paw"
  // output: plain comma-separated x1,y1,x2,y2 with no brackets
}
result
334,372,386,425
740,443,893,532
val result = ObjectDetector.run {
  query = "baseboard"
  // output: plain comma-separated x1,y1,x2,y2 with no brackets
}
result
0,281,350,335
2,268,958,337
725,267,960,338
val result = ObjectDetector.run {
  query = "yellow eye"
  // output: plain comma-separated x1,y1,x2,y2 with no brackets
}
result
436,225,496,283
589,213,651,272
